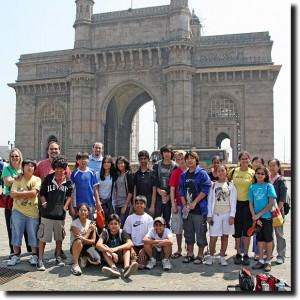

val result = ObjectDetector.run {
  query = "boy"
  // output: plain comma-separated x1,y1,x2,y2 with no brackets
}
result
123,195,153,269
37,156,73,271
96,214,138,278
143,217,173,270
70,151,102,219
152,144,176,228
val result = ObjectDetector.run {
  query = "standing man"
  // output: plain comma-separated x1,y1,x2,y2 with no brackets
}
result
88,142,104,174
179,151,211,264
133,150,156,217
34,141,71,259
152,144,176,228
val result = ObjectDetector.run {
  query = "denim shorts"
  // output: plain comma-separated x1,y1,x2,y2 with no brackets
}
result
11,209,39,247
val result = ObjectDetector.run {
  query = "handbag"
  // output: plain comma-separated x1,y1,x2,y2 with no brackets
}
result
96,209,106,228
238,267,255,291
247,221,262,237
0,194,13,210
255,273,280,291
271,201,284,227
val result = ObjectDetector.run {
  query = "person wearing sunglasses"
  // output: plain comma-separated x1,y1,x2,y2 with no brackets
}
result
1,148,31,258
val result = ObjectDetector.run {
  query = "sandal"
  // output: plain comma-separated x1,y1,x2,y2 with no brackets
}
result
193,256,204,264
171,252,182,259
182,255,195,263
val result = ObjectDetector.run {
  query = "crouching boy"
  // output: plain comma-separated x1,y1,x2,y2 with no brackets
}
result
143,217,173,270
96,214,138,278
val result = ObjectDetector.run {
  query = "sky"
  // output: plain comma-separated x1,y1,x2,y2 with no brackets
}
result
0,0,292,163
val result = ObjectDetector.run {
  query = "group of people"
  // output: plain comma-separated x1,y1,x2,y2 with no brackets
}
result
0,141,288,278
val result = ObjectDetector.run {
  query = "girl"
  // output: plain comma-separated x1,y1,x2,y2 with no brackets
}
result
207,155,222,182
250,156,265,260
114,156,134,227
207,164,237,266
268,158,287,264
8,158,41,266
248,166,277,272
98,155,117,223
70,203,101,276
228,151,255,266
96,214,138,278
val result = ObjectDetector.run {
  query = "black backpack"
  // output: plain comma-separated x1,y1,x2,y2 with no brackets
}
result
239,267,255,291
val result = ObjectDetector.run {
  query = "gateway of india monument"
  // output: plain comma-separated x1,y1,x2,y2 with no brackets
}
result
8,0,280,162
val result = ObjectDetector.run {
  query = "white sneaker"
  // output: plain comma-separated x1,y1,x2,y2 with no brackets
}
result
206,255,214,265
56,256,65,267
146,257,157,270
162,258,172,270
219,256,228,266
7,255,21,266
29,254,38,266
71,264,82,276
276,257,284,264
102,266,121,278
80,257,88,268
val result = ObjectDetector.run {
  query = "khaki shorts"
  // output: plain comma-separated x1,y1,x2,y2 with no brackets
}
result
37,217,66,243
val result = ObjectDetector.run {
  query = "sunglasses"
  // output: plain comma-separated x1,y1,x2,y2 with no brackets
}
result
10,155,19,158
256,172,265,175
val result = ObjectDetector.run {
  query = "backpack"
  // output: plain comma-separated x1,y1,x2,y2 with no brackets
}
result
239,267,255,291
101,228,124,244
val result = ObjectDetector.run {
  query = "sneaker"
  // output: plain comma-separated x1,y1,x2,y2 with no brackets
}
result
162,258,172,270
56,256,65,267
145,257,157,270
9,253,14,259
242,255,250,265
206,256,214,265
252,261,265,270
102,266,121,278
219,256,228,266
29,254,38,266
124,262,139,278
71,263,82,276
7,255,21,266
80,257,88,268
254,254,260,261
234,254,242,265
276,257,284,264
36,260,46,271
264,263,272,272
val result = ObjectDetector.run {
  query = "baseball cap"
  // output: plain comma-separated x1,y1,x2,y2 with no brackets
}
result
154,217,166,225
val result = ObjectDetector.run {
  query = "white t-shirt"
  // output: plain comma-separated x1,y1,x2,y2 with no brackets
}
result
145,227,172,251
214,182,231,215
70,218,91,245
123,213,153,246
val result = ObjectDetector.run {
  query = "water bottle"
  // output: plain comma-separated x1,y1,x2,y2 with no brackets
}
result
277,280,285,291
182,207,190,219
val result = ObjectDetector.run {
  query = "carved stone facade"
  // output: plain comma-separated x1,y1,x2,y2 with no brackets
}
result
9,0,280,162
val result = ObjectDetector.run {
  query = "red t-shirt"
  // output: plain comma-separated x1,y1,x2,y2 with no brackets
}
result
169,167,184,206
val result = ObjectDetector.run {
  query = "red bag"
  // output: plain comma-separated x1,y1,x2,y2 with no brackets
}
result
256,273,280,291
96,210,105,228
0,194,13,210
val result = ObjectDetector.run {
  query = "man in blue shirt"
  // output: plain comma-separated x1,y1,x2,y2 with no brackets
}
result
88,142,103,175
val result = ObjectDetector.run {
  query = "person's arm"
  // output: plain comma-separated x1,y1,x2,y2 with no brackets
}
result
71,223,96,245
93,185,102,212
111,238,133,252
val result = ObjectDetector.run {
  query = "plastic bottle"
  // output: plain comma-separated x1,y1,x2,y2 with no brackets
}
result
182,207,190,219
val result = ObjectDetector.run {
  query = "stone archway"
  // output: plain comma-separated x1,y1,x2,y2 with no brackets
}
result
216,132,230,149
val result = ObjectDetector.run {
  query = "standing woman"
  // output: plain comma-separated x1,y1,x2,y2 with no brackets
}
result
98,155,117,223
228,151,255,265
207,156,222,182
114,156,134,227
1,148,31,258
268,158,287,264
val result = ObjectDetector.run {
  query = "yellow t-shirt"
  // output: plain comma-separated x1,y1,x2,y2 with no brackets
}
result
11,175,41,218
230,167,255,201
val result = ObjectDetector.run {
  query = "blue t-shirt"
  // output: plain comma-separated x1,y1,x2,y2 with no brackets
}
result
248,182,277,219
70,168,99,207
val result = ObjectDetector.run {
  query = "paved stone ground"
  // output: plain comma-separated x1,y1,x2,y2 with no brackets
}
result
0,180,292,293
